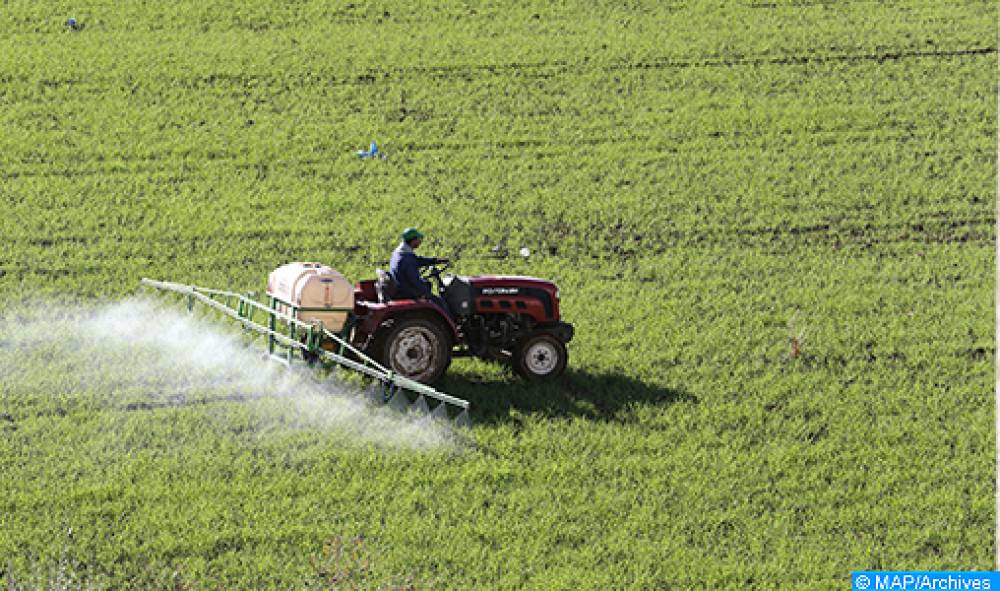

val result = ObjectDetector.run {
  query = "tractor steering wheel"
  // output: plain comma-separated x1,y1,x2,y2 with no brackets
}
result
421,260,452,289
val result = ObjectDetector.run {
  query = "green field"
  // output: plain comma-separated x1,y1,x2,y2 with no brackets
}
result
1,1,996,589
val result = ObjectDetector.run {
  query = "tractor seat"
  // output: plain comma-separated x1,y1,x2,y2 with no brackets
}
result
375,268,398,304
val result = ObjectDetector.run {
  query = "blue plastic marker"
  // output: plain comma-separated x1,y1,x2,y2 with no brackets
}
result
356,141,381,159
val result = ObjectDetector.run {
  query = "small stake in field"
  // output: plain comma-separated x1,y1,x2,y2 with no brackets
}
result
788,310,807,360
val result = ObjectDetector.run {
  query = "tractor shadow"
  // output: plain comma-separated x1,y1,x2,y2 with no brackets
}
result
439,368,696,425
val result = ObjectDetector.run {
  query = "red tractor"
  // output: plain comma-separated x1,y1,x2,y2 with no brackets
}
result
349,262,574,384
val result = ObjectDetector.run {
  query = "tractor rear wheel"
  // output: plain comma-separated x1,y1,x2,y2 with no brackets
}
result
512,333,567,381
375,317,451,384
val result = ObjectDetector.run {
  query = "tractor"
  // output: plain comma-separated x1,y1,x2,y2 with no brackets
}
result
349,261,574,384
141,261,572,422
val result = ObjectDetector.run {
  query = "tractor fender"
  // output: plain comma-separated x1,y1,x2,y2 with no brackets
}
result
379,307,459,343
353,300,460,354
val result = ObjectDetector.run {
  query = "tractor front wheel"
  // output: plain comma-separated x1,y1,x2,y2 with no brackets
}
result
512,333,567,381
376,317,452,384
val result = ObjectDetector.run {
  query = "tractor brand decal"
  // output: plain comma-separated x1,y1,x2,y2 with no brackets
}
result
481,287,519,295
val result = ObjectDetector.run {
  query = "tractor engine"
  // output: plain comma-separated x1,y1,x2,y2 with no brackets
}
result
461,312,533,360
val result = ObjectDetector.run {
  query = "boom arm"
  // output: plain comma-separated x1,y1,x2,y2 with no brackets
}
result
140,277,471,425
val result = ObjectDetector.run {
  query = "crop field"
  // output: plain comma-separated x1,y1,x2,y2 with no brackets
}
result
0,0,996,589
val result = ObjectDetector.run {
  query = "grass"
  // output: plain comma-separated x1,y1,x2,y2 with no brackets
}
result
0,1,996,589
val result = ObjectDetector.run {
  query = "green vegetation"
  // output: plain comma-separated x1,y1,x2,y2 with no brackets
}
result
1,1,996,588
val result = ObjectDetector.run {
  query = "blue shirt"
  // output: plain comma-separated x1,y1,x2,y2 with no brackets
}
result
389,242,436,298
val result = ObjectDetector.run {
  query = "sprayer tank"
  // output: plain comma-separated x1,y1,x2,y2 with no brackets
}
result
266,262,354,331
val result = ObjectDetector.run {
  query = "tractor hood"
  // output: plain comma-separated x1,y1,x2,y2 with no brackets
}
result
462,275,561,322
466,275,558,292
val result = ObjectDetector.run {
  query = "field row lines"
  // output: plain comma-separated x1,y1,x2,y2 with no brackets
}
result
1,46,994,90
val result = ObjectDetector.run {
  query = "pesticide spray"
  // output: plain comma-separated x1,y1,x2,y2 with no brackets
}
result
0,298,458,450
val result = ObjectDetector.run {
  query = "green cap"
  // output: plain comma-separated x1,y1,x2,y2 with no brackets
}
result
401,227,424,241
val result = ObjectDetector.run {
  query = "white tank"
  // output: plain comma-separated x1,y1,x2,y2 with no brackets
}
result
266,262,354,331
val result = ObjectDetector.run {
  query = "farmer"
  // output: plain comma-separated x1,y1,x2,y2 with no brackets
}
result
390,228,451,315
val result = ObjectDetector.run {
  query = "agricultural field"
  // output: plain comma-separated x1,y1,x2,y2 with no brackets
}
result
0,0,996,589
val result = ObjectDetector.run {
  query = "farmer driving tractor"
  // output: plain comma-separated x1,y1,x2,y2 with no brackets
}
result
389,227,450,315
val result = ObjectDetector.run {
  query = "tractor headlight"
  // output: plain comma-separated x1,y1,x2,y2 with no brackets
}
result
555,289,560,300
